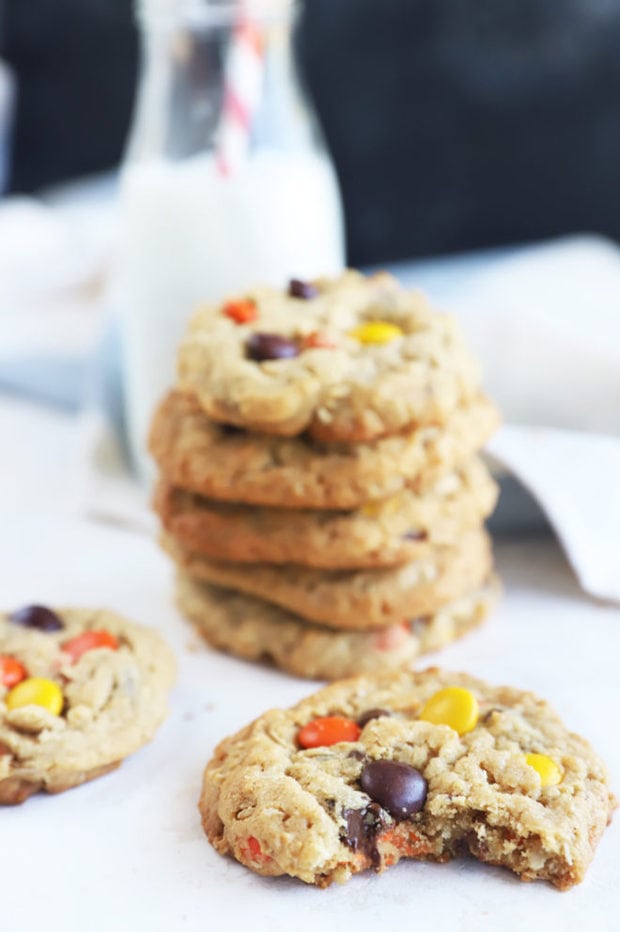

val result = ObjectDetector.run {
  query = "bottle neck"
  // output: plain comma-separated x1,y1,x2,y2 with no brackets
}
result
136,0,297,31
128,0,318,164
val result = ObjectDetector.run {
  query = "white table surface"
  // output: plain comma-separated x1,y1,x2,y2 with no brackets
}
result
2,397,619,932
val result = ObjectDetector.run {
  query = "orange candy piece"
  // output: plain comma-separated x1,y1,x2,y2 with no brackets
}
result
222,299,258,324
301,331,337,350
62,630,119,664
0,654,27,688
241,835,272,863
373,623,410,651
297,715,361,749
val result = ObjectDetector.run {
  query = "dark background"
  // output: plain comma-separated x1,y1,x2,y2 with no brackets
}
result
3,0,620,266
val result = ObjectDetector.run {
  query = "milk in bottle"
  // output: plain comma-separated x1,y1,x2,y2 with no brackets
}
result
115,0,345,479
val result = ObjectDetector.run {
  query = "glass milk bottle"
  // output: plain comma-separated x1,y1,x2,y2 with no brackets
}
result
116,0,345,478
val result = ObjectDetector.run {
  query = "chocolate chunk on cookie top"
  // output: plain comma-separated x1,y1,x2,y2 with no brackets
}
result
199,669,615,889
177,270,482,440
1,605,175,804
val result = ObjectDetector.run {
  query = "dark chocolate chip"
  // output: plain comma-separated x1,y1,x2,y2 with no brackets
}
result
357,708,391,728
246,333,300,362
9,604,63,632
341,802,387,868
360,760,428,820
219,423,246,436
288,278,319,299
403,530,428,542
347,749,367,762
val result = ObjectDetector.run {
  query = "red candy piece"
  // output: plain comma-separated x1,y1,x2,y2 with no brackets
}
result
223,299,258,324
0,655,27,688
62,630,119,664
297,715,361,749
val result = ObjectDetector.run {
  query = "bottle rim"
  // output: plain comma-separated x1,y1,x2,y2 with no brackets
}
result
137,0,297,28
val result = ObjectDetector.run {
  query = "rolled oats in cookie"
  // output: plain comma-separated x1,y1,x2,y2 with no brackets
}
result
148,389,500,510
0,604,175,804
199,669,616,889
175,574,499,680
177,270,483,440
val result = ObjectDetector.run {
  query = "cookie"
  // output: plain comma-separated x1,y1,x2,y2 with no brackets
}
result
177,271,482,441
199,668,615,889
176,575,499,680
163,527,493,630
148,390,499,510
154,457,498,569
0,604,175,804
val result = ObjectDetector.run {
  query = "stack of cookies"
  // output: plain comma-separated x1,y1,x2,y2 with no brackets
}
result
148,271,501,680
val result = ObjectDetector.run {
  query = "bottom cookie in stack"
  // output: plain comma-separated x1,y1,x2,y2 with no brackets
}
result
176,574,500,680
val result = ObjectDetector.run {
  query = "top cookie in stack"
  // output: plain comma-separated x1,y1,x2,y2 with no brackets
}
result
149,270,501,680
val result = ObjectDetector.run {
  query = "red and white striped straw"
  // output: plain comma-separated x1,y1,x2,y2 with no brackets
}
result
216,5,265,176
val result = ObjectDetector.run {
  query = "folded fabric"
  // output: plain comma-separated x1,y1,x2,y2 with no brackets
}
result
488,425,620,603
445,235,620,435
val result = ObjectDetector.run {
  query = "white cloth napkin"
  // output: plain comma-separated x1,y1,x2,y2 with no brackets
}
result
441,236,620,602
486,425,620,602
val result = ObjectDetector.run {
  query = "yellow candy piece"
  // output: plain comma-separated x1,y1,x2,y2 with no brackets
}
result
525,753,562,787
5,677,63,716
348,321,403,345
419,686,479,735
360,495,402,519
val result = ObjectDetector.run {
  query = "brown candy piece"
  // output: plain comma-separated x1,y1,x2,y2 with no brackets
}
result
288,278,319,299
357,708,391,728
246,333,300,362
360,759,428,820
9,605,63,632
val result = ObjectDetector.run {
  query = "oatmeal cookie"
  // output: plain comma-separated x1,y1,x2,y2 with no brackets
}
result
176,575,499,680
149,390,499,510
177,271,482,441
0,604,175,804
200,668,615,888
163,527,493,630
154,457,498,569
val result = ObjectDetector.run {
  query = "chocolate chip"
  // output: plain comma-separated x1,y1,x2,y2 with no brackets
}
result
360,760,428,820
347,749,367,762
246,333,300,362
403,530,428,541
288,278,319,299
9,605,63,632
219,423,245,436
341,802,387,868
357,708,391,728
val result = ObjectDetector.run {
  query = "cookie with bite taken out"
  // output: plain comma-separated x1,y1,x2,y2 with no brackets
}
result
199,668,615,889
